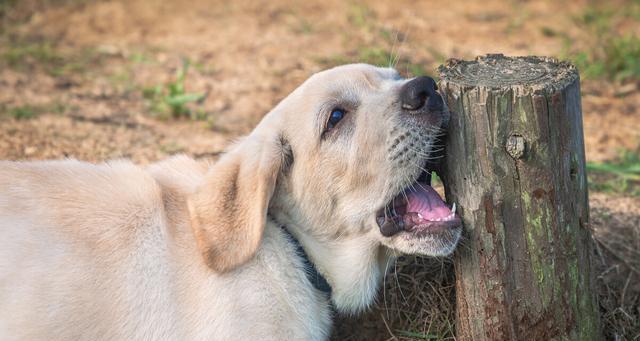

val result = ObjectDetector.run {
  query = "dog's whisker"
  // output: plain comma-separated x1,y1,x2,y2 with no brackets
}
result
388,28,400,69
394,27,409,69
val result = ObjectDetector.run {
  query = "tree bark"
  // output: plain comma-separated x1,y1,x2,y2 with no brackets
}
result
437,54,599,340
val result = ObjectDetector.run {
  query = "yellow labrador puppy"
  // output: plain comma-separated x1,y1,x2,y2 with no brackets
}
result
0,64,461,340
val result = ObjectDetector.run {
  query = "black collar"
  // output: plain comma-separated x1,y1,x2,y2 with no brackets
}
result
279,225,332,295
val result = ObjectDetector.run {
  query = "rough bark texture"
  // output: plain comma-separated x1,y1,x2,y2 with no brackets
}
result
438,54,599,340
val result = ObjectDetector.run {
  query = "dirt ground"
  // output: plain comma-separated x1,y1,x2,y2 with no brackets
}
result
1,0,639,339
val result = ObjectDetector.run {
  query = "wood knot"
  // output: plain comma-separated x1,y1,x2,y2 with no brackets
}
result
506,134,526,159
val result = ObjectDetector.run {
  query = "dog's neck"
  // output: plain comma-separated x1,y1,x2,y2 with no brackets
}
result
270,215,393,314
279,224,332,295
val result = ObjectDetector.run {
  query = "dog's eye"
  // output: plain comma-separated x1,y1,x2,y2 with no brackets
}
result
326,109,345,130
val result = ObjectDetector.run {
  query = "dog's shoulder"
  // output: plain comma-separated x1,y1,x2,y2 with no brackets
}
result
1,158,168,247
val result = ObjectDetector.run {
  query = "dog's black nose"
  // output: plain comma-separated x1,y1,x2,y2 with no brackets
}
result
399,76,443,112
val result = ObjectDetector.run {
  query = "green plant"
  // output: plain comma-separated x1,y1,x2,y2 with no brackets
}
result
290,16,314,35
14,107,36,119
129,52,154,64
1,40,102,77
143,59,206,119
431,172,442,187
6,105,37,119
564,5,640,82
1,102,67,120
505,6,530,34
587,147,640,196
358,46,392,67
1,41,64,68
569,35,640,82
347,2,375,29
600,35,640,82
576,6,614,35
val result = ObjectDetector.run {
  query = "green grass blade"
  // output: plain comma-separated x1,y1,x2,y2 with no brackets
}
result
164,93,205,106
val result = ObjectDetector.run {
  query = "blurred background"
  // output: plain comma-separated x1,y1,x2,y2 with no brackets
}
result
0,0,638,339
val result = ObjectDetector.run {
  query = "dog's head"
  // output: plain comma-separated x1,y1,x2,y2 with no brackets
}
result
188,64,461,276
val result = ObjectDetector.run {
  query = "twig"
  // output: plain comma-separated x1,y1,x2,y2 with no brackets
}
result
381,313,399,341
68,114,140,129
620,272,633,307
594,238,640,276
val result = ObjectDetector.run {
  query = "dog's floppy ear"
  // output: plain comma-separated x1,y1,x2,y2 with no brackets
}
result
188,134,285,272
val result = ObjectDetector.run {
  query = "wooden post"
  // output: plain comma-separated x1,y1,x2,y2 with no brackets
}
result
437,54,599,340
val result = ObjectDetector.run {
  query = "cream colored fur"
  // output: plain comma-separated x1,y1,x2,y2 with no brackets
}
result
0,64,459,340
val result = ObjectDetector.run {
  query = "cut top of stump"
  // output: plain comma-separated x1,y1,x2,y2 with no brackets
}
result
438,54,578,94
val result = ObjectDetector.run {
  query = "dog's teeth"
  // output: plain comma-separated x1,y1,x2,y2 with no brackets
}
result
452,203,456,214
418,213,424,219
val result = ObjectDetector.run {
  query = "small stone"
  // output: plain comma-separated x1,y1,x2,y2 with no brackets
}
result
24,146,37,156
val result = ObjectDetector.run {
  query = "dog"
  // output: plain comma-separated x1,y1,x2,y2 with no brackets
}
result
0,64,462,340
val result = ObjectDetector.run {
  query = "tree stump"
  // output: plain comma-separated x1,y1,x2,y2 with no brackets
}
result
437,54,599,340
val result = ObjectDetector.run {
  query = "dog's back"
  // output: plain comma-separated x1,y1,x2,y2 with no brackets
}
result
0,157,331,340
0,159,179,340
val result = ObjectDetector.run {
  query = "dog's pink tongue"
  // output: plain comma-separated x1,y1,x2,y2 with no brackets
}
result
405,183,452,221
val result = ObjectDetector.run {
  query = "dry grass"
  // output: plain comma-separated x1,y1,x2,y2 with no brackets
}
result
590,194,640,340
333,257,456,341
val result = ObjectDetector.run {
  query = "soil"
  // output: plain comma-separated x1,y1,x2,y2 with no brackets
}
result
1,0,638,340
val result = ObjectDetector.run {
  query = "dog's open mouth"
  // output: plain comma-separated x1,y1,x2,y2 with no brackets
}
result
376,170,461,237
